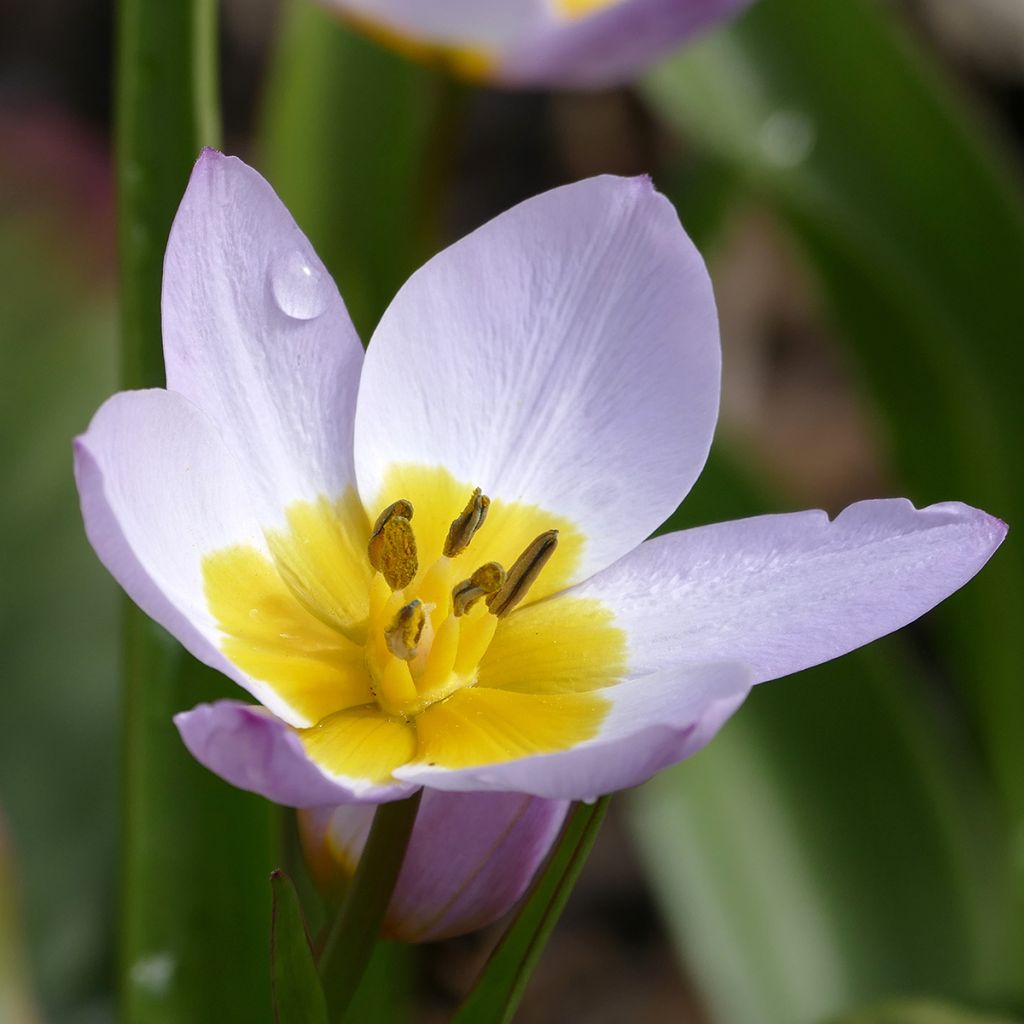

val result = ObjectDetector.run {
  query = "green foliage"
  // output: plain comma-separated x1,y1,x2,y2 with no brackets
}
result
260,1,446,340
271,872,328,1024
644,0,1024,828
828,998,1023,1024
116,1,278,1021
636,0,1024,1018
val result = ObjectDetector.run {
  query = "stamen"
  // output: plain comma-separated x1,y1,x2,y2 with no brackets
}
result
385,599,427,661
452,561,506,617
444,487,490,558
367,499,418,589
486,530,558,617
371,499,414,535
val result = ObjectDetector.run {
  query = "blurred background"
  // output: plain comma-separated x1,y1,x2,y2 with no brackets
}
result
2,0,1024,1021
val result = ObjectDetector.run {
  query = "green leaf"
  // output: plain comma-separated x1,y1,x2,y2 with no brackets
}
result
0,821,42,1024
260,0,446,340
643,0,1024,848
452,797,609,1024
631,452,1007,1024
271,871,328,1024
115,1,277,1020
827,998,1023,1024
0,213,118,1012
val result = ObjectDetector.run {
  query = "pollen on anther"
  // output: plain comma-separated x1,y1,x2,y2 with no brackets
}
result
487,530,558,617
452,561,505,616
444,487,490,558
368,498,418,589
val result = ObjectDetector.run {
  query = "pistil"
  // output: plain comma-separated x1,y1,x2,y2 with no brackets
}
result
385,599,427,661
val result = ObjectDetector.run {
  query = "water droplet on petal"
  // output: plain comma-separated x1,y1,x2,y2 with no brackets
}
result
270,250,329,320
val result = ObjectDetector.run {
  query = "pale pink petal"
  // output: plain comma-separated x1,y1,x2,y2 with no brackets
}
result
394,663,751,800
162,150,364,526
175,701,417,806
573,499,1007,683
302,790,569,941
355,175,719,588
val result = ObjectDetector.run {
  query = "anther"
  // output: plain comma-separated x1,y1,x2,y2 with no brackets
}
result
385,599,427,661
452,562,506,617
486,530,558,618
444,488,490,558
370,499,413,537
368,499,418,590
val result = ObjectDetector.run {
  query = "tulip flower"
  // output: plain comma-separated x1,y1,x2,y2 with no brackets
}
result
317,0,755,88
75,151,1004,819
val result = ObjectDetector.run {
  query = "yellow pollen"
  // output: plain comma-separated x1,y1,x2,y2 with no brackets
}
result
360,494,562,717
367,501,418,590
444,487,490,557
452,561,505,617
201,470,623,782
487,530,559,618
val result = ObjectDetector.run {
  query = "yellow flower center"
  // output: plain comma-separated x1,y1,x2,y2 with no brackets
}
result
362,487,561,718
201,466,627,785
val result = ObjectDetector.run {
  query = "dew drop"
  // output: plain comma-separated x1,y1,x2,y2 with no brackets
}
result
270,250,329,320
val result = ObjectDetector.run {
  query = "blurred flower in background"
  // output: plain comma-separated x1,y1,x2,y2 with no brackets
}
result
316,0,755,87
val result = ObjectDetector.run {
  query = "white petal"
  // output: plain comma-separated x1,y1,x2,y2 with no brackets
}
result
74,389,313,724
355,175,719,586
573,498,1007,683
162,150,364,526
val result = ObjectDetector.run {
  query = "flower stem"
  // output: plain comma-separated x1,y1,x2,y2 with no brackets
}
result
317,791,423,1021
116,1,277,1020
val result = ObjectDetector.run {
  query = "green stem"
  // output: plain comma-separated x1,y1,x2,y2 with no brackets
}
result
318,792,423,1021
116,2,276,1021
192,0,222,150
